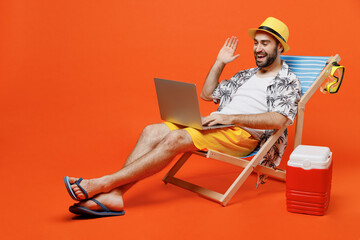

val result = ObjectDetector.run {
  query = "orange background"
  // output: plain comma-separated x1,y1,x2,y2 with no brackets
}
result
1,0,359,239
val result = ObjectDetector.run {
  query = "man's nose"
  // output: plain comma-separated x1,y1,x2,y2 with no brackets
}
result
255,44,263,52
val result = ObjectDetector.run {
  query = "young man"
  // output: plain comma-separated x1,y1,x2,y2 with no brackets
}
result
64,17,301,216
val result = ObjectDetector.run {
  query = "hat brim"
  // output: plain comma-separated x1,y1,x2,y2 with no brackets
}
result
248,28,290,53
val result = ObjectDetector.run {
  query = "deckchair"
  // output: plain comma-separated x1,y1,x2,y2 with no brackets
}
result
163,54,342,206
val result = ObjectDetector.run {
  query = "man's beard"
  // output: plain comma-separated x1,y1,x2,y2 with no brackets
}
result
255,46,278,68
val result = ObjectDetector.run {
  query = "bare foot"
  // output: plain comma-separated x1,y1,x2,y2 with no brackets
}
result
69,176,111,200
73,188,124,212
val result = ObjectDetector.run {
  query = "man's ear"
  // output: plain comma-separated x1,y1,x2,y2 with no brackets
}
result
278,43,284,53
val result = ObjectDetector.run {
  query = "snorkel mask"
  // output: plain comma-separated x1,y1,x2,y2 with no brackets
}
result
320,62,345,94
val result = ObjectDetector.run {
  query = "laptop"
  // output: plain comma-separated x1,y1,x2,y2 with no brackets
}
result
154,78,234,130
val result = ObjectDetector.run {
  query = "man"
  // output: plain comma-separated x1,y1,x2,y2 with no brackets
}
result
64,17,301,216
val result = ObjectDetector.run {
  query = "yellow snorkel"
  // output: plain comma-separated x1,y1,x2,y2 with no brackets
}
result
320,62,345,94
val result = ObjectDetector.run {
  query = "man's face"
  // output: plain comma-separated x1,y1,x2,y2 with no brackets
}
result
253,31,282,68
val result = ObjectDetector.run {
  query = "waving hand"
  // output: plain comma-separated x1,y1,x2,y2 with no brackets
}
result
216,36,240,64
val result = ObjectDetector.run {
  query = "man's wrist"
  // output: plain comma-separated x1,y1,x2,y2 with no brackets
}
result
214,59,226,67
230,114,242,125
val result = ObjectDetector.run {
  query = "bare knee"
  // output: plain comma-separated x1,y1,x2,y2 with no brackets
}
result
161,130,195,153
141,123,170,144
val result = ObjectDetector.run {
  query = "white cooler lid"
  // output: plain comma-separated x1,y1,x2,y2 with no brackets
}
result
288,145,332,170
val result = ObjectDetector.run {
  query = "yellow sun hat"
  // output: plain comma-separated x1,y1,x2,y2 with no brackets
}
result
248,17,290,52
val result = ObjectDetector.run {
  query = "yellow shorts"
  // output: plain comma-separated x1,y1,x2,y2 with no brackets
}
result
164,122,259,157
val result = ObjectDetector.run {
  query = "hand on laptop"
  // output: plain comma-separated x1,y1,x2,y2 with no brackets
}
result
202,114,234,127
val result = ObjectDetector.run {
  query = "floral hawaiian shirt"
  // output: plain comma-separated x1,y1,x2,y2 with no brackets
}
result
212,61,302,175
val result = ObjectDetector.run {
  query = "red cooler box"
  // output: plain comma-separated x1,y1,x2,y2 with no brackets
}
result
286,145,333,216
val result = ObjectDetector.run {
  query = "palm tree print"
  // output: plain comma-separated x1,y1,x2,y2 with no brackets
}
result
276,95,293,110
266,95,276,108
276,77,289,91
212,62,302,183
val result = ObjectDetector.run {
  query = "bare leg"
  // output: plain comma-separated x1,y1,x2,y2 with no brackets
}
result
102,123,172,197
71,127,197,211
125,123,172,166
69,123,170,200
69,124,196,200
103,128,197,189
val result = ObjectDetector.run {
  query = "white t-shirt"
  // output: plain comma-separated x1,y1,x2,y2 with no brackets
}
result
212,74,273,139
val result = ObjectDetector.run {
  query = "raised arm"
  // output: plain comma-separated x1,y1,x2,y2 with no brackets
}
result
200,36,240,101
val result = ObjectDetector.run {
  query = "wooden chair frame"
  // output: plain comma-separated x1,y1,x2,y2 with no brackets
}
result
163,54,341,206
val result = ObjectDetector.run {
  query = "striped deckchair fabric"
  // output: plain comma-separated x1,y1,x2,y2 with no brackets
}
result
282,55,340,148
281,55,329,95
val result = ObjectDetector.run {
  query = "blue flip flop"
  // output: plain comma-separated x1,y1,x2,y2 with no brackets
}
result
64,176,89,201
69,198,125,217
